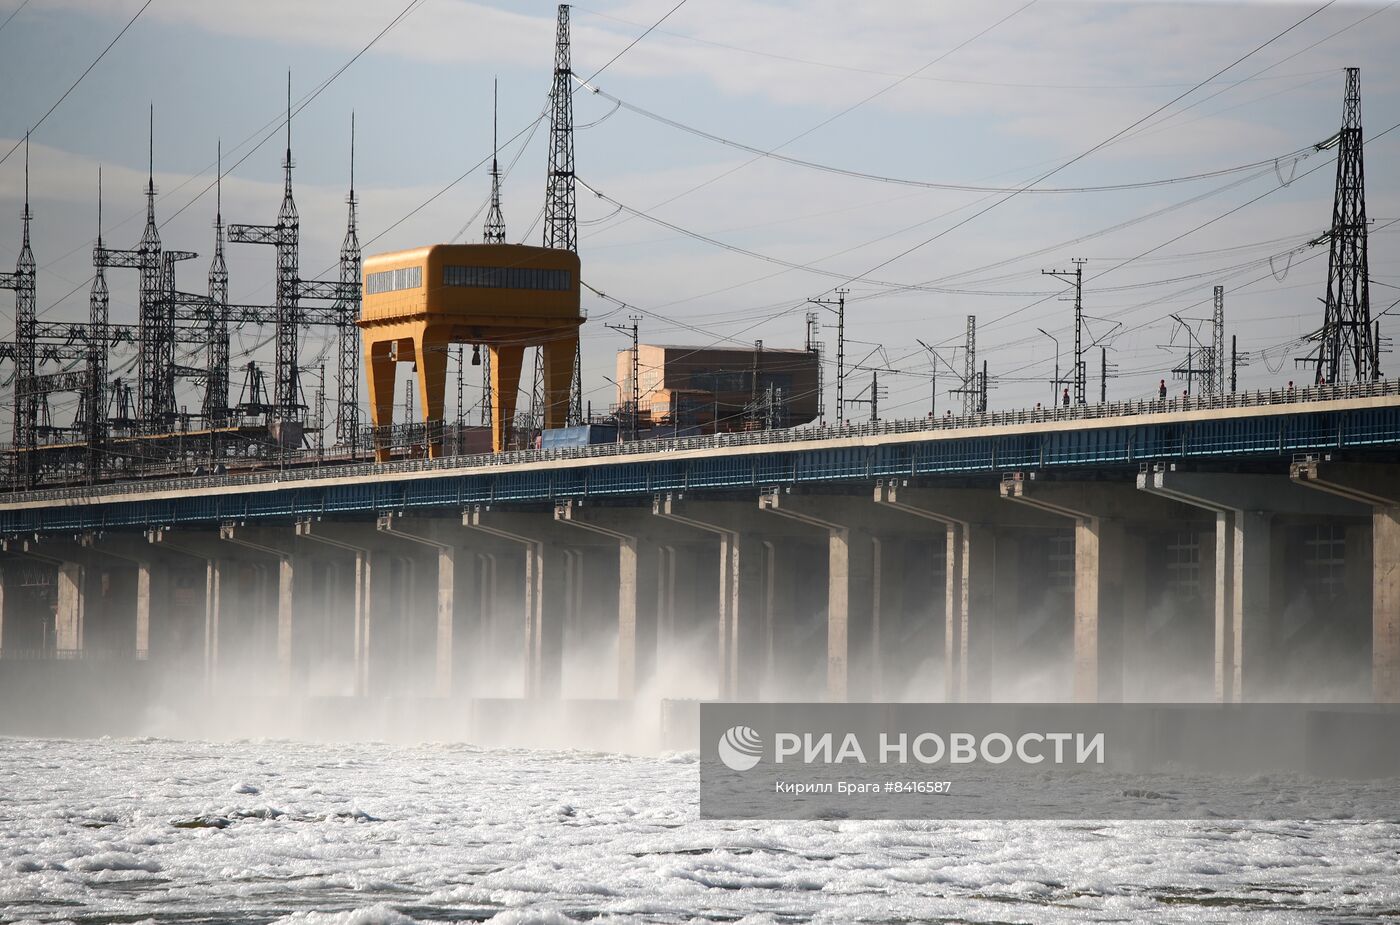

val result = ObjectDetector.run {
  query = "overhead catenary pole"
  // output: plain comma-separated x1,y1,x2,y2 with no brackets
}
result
1229,334,1249,393
1231,335,1238,393
808,289,847,423
527,348,544,444
1100,347,1106,403
315,363,326,459
1211,285,1225,397
837,291,845,421
950,314,979,414
606,316,640,440
480,349,493,429
456,345,465,433
1167,313,1214,396
916,338,950,418
1042,259,1086,404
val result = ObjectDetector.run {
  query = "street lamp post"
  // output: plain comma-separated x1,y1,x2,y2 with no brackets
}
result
1038,328,1060,407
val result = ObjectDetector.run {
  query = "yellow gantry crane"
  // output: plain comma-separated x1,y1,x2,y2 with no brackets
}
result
358,243,581,458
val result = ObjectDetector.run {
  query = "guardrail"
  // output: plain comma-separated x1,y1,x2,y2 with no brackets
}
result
3,379,1397,506
0,647,146,661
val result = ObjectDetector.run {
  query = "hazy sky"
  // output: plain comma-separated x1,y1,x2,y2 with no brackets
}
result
0,0,1397,428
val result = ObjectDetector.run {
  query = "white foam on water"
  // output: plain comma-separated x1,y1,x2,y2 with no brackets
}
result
0,736,1397,923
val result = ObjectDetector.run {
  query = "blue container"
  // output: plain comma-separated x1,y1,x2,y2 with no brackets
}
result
541,423,620,449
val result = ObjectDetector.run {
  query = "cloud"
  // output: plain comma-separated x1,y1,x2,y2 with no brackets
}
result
3,0,1398,421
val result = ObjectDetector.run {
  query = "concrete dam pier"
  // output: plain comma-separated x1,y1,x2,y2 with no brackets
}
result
2,388,1399,742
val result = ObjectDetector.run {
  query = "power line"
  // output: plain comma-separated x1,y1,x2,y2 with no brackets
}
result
572,5,1345,92
577,0,690,86
815,0,1340,300
576,81,1316,195
593,4,1346,361
1108,3,1396,151
982,121,1400,362
577,0,1039,239
0,0,31,38
0,0,154,168
162,0,431,230
28,0,429,274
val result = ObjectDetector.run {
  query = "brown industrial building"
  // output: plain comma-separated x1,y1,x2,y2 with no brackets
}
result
616,344,820,431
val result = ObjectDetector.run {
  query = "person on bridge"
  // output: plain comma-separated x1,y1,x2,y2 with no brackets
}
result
1159,379,1167,400
1062,387,1071,407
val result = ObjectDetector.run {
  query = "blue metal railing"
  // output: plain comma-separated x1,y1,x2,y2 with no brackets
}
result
4,379,1396,510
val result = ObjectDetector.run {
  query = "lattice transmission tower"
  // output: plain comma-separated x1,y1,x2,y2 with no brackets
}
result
229,78,303,434
0,137,37,483
484,78,507,245
204,143,230,428
1310,67,1378,384
336,116,362,453
542,3,583,425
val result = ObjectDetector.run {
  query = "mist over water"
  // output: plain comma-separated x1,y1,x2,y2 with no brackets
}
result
0,518,1379,746
0,518,1390,924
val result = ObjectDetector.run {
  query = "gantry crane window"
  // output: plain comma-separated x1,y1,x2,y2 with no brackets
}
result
365,265,422,295
442,264,571,292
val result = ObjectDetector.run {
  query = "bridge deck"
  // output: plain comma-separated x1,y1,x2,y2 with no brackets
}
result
4,382,1400,533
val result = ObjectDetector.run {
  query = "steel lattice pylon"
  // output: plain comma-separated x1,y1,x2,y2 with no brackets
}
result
336,117,362,452
229,78,304,430
137,109,172,432
1314,67,1377,384
87,169,110,478
483,79,507,245
543,3,584,425
0,137,38,484
204,143,230,427
275,99,302,418
543,4,576,253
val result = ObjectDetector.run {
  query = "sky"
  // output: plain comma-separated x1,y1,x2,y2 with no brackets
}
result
0,0,1397,430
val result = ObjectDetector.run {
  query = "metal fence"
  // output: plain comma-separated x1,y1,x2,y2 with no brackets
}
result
0,647,146,661
4,379,1397,507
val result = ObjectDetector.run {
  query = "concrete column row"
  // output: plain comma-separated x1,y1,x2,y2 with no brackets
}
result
1141,469,1369,702
4,459,1393,705
1289,460,1400,703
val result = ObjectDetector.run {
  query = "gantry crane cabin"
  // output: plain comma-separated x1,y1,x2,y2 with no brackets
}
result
358,243,581,458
